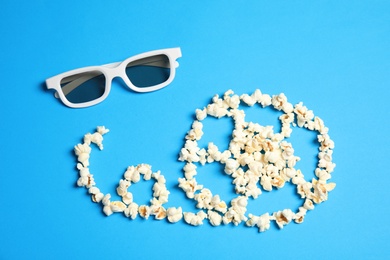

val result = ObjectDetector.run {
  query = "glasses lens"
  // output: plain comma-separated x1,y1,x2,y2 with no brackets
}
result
60,71,106,104
125,54,171,88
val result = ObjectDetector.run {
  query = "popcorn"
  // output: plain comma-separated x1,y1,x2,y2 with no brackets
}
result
137,164,152,180
210,195,227,213
76,163,95,187
124,166,141,183
124,202,139,219
195,108,207,121
122,192,133,205
111,201,126,213
303,199,315,210
183,211,207,226
208,210,222,226
178,178,203,199
223,90,240,109
166,207,183,223
92,192,104,203
102,194,113,216
73,89,336,233
88,186,104,203
194,188,213,209
150,205,167,220
294,102,314,127
183,162,197,180
74,143,91,166
257,213,272,232
138,205,151,219
274,209,294,229
247,213,272,232
224,158,240,175
186,120,204,141
223,196,248,226
271,93,288,111
116,179,130,196
294,207,307,224
103,205,113,216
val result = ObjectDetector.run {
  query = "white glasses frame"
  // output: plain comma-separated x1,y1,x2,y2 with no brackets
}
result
46,47,182,108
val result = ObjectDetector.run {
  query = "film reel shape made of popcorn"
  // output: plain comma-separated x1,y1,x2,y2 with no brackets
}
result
74,89,336,232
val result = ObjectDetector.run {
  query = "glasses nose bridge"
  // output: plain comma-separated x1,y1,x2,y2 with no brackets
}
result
102,62,125,83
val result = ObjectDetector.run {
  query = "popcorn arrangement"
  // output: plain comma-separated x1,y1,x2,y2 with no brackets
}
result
74,89,336,233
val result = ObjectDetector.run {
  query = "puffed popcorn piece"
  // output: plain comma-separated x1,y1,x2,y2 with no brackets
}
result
224,158,240,175
124,202,139,219
294,207,307,224
116,179,130,196
92,192,104,203
246,214,260,227
311,179,336,203
223,196,248,225
96,125,109,135
183,211,207,226
258,93,272,107
183,162,197,180
294,102,314,128
206,102,229,118
274,209,294,229
223,91,240,109
111,201,126,213
291,169,306,185
166,207,183,223
152,181,170,199
208,210,222,226
271,93,288,111
86,132,104,150
195,108,207,121
271,175,285,189
197,148,208,165
194,188,213,209
89,187,104,203
124,166,141,183
257,213,272,232
150,205,167,220
186,127,204,141
297,182,313,199
103,205,113,216
81,130,106,150
178,178,203,199
303,199,315,210
137,164,152,180
318,134,335,152
206,142,222,163
315,168,332,181
210,195,227,213
138,205,151,219
102,194,111,206
240,93,256,106
102,197,113,216
122,192,133,205
88,186,100,195
76,163,94,187
77,175,95,188
178,140,201,163
74,143,91,166
260,175,273,191
245,180,262,199
312,116,328,134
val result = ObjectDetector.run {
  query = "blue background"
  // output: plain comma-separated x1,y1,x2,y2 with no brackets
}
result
0,1,389,259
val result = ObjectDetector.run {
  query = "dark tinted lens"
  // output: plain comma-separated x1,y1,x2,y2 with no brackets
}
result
60,71,106,104
125,54,170,88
